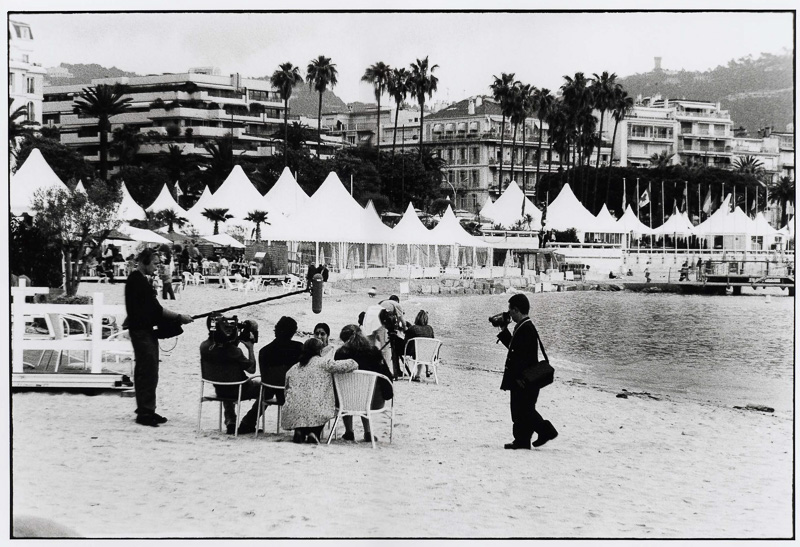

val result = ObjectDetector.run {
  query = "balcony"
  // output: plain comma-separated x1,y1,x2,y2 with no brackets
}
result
675,110,731,119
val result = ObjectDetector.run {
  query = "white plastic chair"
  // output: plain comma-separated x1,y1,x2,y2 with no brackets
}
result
222,276,244,291
105,330,134,375
282,274,302,291
182,271,194,286
198,374,261,438
255,383,285,437
193,272,206,286
403,338,443,384
327,370,394,449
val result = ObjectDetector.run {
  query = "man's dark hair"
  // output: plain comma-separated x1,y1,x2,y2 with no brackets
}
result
274,316,298,340
137,248,157,266
508,293,530,315
389,295,399,302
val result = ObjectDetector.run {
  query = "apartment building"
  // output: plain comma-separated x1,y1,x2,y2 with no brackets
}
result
770,129,795,181
42,69,289,167
422,96,558,213
9,19,46,125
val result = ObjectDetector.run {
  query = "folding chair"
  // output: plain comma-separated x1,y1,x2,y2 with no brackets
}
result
403,338,443,384
255,383,285,437
198,373,261,438
327,370,394,449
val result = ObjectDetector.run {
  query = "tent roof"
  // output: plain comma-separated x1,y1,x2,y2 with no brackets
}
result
544,183,599,232
592,204,624,233
184,185,217,235
478,197,496,220
11,148,70,215
392,202,436,244
694,195,751,235
751,213,781,237
74,180,87,195
481,180,542,229
262,167,310,219
116,181,148,221
146,183,187,215
652,206,696,236
363,200,395,242
118,223,172,244
615,205,653,235
205,165,264,219
431,205,490,247
202,233,245,248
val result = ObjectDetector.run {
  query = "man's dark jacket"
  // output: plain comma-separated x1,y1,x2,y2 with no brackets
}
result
497,318,539,391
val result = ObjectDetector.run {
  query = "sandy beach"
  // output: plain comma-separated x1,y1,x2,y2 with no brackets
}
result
11,281,793,538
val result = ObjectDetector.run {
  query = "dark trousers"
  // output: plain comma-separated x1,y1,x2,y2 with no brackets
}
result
296,425,324,438
130,329,159,416
388,333,405,377
217,380,261,428
161,280,175,300
510,386,545,446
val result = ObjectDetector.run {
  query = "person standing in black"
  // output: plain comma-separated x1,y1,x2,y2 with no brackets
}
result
497,293,558,450
125,248,194,427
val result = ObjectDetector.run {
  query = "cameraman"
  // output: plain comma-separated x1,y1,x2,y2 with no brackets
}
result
379,295,407,378
496,293,558,450
200,316,261,435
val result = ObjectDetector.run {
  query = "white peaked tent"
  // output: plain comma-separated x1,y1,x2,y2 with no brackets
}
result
544,183,598,232
205,165,265,220
116,181,148,221
11,148,70,215
74,180,87,195
593,204,624,233
478,197,496,221
431,205,490,247
118,223,171,244
751,213,780,237
363,200,395,242
262,167,310,219
203,233,245,248
652,207,696,236
392,202,435,244
480,181,542,229
616,205,653,235
184,185,217,235
266,172,370,243
146,183,187,215
694,195,750,235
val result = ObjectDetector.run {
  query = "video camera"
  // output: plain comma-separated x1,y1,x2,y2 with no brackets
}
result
488,311,511,328
207,313,259,345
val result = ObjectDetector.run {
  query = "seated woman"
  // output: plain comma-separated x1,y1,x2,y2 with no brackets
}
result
404,310,435,381
313,322,333,357
282,338,357,444
334,324,394,443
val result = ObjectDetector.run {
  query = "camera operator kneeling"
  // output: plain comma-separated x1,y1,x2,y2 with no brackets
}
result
200,315,261,435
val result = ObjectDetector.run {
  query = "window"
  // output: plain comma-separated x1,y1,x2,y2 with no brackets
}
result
22,54,29,63
43,113,60,126
472,170,480,187
249,90,270,101
630,125,647,138
471,147,480,164
26,102,35,122
26,77,35,94
78,126,98,138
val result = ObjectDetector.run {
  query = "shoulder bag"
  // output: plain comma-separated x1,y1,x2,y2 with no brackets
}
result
521,329,554,389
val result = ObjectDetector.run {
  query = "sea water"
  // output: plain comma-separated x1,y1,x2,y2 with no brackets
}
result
419,290,794,415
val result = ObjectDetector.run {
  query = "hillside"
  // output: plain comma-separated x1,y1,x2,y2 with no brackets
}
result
44,63,140,86
618,52,793,136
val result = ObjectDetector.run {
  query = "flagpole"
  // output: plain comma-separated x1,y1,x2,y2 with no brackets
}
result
622,177,626,213
636,178,640,219
698,182,701,222
745,186,749,217
661,180,665,251
648,181,653,248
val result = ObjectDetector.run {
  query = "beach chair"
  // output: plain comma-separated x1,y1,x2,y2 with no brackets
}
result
105,330,134,376
193,272,206,286
255,383,285,437
282,274,302,291
182,271,194,286
222,276,244,291
327,370,394,449
403,338,443,384
198,373,262,438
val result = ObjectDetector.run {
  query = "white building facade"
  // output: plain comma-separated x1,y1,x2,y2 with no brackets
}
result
9,19,46,126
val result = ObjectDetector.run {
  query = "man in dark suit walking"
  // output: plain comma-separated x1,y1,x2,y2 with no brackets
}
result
497,293,558,450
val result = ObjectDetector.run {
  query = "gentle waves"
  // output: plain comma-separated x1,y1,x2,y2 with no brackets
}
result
426,290,794,415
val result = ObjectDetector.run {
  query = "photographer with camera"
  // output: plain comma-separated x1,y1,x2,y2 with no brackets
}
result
125,248,194,427
379,295,407,379
494,293,558,450
200,314,261,435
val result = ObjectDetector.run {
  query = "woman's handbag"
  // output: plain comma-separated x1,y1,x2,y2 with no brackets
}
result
521,332,554,389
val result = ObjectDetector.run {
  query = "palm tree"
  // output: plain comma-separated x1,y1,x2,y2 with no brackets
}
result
244,210,270,242
361,62,392,150
409,57,439,159
201,207,234,235
546,100,571,192
109,124,143,166
72,83,133,184
270,62,303,167
387,67,411,157
531,88,555,200
606,88,634,195
306,55,338,157
561,73,592,201
9,99,32,159
734,155,765,174
649,150,675,168
769,176,795,227
202,138,237,189
507,83,528,205
490,73,516,193
590,72,618,172
155,209,188,233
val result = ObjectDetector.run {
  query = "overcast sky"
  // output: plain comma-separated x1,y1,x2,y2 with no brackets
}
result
10,8,795,104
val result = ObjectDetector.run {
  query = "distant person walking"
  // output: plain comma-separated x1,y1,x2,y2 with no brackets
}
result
496,293,558,450
124,248,194,427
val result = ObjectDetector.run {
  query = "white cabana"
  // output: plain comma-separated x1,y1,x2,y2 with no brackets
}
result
203,233,245,248
74,180,87,195
480,180,542,230
431,205,489,247
118,223,172,245
363,200,395,242
205,165,265,220
543,183,598,232
184,185,217,235
592,204,624,233
262,167,310,219
694,196,750,235
11,148,71,215
751,213,780,237
146,182,188,215
616,205,653,235
478,197,496,222
116,181,148,222
392,202,435,245
651,207,696,236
